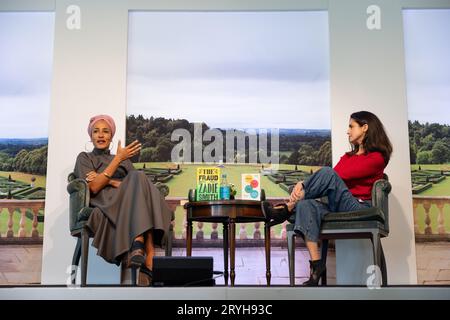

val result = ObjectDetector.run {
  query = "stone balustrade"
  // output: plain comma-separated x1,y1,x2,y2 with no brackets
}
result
2,196,447,245
0,199,45,244
413,196,450,241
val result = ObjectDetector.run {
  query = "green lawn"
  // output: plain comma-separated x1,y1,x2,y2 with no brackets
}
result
136,162,308,238
134,162,320,198
411,164,450,171
171,164,289,197
410,164,450,196
0,208,44,237
0,172,46,236
278,164,322,172
417,177,450,196
409,164,450,233
0,171,46,188
2,164,447,236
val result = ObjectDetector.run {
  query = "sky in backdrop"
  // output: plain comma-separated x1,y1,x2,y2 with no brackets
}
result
0,10,449,138
403,9,450,125
0,12,54,138
126,11,331,130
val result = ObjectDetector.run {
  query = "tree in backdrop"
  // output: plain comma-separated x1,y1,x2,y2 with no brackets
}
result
317,141,332,166
10,146,47,175
127,114,331,165
408,120,450,164
0,152,13,171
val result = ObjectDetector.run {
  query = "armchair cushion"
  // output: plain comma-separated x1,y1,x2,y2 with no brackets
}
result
322,207,385,223
286,220,387,233
286,204,384,223
321,220,386,232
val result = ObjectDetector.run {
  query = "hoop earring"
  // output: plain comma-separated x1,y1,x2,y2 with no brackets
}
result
84,141,94,152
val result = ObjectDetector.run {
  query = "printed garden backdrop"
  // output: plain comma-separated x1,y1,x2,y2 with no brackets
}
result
0,9,448,285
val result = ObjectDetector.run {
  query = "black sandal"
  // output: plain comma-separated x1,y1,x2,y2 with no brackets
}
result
128,240,145,268
261,201,291,223
138,265,153,286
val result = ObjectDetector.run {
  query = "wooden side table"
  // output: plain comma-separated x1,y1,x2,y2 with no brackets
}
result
184,199,271,286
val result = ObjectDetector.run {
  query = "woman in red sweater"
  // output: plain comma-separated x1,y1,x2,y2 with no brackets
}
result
262,111,392,286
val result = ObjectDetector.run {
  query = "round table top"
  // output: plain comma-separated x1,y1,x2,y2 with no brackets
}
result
184,199,261,208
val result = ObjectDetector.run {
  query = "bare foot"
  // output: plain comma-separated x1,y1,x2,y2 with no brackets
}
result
290,182,305,203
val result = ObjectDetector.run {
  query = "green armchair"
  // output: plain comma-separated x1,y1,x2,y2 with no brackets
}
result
285,175,391,286
67,172,174,286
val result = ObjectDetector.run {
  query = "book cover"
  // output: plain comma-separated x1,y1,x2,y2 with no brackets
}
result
196,167,221,201
241,173,261,200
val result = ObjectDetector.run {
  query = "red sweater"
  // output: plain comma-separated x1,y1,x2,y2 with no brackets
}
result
333,151,386,200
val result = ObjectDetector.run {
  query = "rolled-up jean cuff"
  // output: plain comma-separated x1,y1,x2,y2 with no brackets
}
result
293,225,319,242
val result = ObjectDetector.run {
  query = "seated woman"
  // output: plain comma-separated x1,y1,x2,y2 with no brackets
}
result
74,114,172,286
262,111,392,286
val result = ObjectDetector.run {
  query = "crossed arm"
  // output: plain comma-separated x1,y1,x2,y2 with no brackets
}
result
85,140,141,194
86,171,121,188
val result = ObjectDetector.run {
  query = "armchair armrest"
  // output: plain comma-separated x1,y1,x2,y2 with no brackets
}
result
155,182,169,197
371,178,391,233
67,178,90,208
67,177,91,234
188,189,196,202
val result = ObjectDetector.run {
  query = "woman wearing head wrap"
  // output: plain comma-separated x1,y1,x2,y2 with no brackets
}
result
74,114,171,285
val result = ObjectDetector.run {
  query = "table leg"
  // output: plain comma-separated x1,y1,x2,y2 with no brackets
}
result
264,223,271,286
223,222,229,286
187,220,193,256
230,219,236,286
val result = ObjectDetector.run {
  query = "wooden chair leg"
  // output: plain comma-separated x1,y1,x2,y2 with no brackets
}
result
223,223,229,286
81,228,89,287
380,243,388,286
186,220,193,256
165,225,173,257
287,230,295,286
131,267,137,286
71,237,82,285
264,223,271,286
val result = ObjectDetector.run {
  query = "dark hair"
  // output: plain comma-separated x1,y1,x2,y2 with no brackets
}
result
347,111,393,164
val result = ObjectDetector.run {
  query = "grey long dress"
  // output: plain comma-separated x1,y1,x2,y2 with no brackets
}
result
74,148,172,265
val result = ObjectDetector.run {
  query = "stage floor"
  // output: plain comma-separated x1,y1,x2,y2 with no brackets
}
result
1,243,450,286
0,285,449,300
1,246,333,286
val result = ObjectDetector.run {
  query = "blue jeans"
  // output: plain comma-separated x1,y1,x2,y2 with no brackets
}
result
293,167,371,242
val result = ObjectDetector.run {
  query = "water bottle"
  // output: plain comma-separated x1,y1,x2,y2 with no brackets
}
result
220,174,231,200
